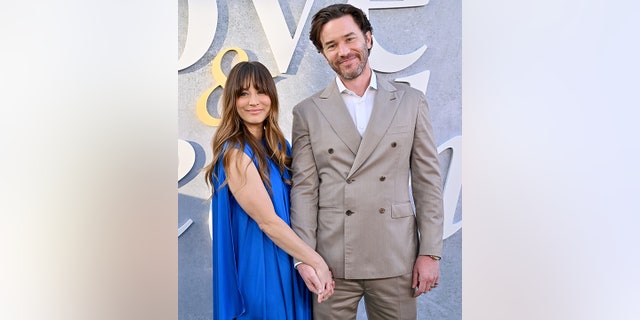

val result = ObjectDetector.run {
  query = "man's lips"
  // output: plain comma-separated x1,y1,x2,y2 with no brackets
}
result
339,55,357,65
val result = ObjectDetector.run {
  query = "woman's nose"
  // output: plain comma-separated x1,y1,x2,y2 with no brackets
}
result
248,93,259,105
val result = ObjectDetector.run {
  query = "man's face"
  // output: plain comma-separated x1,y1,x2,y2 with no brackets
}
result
319,15,372,80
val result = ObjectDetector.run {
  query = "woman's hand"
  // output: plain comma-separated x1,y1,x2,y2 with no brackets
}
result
296,263,335,303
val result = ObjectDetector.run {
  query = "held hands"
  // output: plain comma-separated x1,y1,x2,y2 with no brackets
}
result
296,263,335,303
412,255,440,297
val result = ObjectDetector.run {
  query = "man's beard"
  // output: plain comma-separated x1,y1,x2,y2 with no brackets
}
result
332,47,368,80
337,58,366,80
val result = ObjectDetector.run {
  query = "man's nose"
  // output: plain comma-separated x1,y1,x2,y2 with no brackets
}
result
338,42,350,55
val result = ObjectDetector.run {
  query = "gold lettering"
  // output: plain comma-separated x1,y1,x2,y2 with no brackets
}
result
196,47,249,126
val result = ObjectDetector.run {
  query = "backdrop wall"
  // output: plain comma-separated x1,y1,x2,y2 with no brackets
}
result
178,1,461,319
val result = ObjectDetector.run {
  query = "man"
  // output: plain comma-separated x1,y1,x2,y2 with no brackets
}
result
290,3,445,319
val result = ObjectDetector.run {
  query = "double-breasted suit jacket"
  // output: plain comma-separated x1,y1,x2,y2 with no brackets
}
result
290,75,444,279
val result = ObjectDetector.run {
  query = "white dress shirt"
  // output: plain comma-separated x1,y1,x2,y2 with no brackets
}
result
336,71,377,136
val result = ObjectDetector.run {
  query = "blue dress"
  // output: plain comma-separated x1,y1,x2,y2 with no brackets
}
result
211,141,311,319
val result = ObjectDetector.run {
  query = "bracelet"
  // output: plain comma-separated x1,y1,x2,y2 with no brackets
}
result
426,255,441,261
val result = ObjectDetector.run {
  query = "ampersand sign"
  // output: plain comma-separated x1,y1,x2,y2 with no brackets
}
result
196,47,249,126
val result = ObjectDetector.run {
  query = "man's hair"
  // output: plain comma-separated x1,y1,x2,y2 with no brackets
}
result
309,4,373,54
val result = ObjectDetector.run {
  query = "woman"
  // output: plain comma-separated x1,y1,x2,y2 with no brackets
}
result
203,61,333,319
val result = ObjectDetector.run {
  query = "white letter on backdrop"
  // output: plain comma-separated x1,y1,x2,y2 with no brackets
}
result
178,139,196,182
349,0,429,73
252,0,314,74
438,136,462,239
178,0,218,71
395,70,431,95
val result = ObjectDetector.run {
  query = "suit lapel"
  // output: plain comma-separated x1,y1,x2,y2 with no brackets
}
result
348,79,403,177
313,81,361,156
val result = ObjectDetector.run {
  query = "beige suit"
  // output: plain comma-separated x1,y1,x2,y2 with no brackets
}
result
290,76,444,281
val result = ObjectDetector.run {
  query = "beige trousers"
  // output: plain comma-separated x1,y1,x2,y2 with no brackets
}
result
313,273,417,320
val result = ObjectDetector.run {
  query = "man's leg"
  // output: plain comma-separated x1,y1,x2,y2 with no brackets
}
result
362,273,417,320
313,278,365,320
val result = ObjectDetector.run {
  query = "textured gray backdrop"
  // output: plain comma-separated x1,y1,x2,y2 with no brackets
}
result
178,1,461,319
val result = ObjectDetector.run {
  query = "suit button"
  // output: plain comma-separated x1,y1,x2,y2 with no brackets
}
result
379,176,386,181
346,179,354,184
345,210,354,216
391,142,397,147
379,208,385,214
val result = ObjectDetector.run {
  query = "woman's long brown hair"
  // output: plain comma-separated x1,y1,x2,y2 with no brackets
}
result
203,61,291,197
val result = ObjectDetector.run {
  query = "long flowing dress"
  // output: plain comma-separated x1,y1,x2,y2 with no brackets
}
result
211,141,311,319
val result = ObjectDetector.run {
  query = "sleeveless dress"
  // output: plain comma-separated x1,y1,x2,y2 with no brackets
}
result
211,141,311,319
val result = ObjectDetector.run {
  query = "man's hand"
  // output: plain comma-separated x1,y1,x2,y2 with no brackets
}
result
296,263,335,303
412,255,440,297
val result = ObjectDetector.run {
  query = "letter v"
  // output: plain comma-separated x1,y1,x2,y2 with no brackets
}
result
251,0,314,74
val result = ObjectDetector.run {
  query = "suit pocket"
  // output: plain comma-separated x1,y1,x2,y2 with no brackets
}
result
391,202,414,219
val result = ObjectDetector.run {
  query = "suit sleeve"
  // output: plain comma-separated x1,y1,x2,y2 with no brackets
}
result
411,94,445,257
290,104,319,259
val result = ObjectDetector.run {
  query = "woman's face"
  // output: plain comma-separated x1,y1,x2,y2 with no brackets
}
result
236,83,271,137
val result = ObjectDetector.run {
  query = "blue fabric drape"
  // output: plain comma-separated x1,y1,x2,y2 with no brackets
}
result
211,142,311,319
